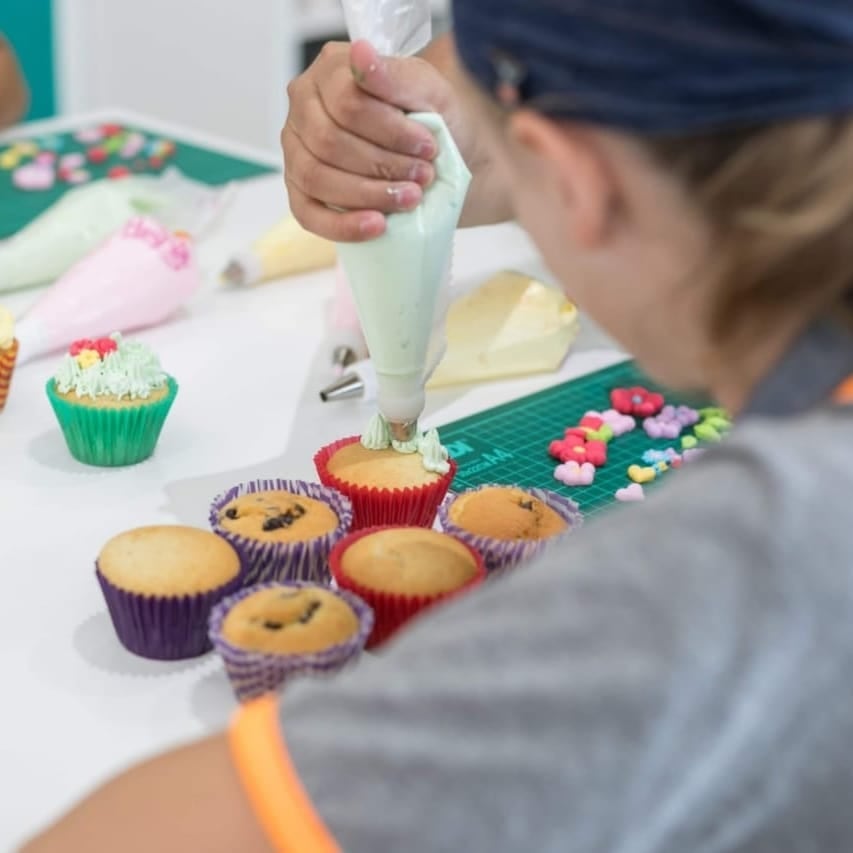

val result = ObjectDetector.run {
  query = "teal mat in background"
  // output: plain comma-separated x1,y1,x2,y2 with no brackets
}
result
0,0,56,120
0,123,277,239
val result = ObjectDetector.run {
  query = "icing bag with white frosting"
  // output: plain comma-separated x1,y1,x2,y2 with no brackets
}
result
336,0,471,436
14,216,202,365
0,168,226,293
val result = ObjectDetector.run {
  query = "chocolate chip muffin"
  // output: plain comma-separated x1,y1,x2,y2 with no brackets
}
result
209,581,374,701
445,486,568,541
439,485,583,575
220,585,360,654
216,490,340,544
209,479,353,586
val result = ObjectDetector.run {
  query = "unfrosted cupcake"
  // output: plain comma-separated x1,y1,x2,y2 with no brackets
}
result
330,526,485,648
46,332,178,466
209,479,352,586
97,525,242,660
209,581,373,701
439,485,582,573
314,414,456,530
0,306,19,413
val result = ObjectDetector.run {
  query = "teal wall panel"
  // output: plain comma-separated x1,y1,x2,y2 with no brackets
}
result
0,0,55,119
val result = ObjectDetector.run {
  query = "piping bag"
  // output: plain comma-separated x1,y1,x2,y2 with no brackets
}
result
335,0,471,442
13,216,202,365
0,168,224,294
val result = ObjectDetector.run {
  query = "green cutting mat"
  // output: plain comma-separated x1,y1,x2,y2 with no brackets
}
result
440,360,709,517
0,123,276,239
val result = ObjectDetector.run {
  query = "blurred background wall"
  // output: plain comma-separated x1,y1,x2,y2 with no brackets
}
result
1,0,449,151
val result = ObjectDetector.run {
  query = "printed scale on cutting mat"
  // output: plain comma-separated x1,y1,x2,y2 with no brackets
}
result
439,360,710,517
427,271,579,387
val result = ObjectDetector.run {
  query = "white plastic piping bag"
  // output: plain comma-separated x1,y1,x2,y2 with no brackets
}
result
341,0,432,56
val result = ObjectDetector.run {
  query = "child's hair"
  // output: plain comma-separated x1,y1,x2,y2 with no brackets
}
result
645,119,853,345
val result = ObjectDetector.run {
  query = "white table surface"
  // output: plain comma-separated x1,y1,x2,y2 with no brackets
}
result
0,111,624,847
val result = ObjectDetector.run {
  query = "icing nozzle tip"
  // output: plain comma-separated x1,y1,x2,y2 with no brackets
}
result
387,419,418,442
221,261,246,287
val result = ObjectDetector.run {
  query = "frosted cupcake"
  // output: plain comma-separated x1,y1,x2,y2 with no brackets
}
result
439,485,582,574
330,526,486,648
314,414,457,530
0,307,18,413
209,479,353,586
97,525,242,660
209,581,373,701
46,332,178,466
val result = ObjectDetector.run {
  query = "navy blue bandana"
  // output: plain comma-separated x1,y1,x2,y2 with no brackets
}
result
453,0,853,134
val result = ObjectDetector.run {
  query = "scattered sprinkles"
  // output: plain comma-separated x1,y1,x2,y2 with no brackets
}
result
2,125,178,195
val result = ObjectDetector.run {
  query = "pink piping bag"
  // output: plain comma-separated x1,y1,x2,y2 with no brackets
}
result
15,216,202,364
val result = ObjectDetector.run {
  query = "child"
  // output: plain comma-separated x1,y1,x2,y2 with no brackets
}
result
22,1,853,850
0,33,28,128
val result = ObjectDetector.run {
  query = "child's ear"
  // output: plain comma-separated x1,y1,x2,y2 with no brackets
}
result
508,111,615,248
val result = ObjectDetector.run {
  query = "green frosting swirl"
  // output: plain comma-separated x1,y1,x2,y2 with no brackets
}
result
360,412,391,450
54,333,167,400
359,413,450,474
418,428,450,474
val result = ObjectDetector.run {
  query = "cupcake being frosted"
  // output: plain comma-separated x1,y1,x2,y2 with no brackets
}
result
46,331,178,466
0,306,19,413
314,412,457,530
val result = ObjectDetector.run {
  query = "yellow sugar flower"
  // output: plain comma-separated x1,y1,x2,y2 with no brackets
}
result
76,348,101,369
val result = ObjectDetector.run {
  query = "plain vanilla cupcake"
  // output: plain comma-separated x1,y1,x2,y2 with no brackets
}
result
97,525,242,660
209,581,373,701
209,479,353,586
329,526,486,647
46,332,178,466
439,484,582,574
315,413,457,530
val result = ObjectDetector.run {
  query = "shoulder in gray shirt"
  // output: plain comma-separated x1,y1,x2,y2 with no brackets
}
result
281,407,853,852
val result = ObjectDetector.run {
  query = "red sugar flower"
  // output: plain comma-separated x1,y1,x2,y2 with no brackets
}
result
69,338,96,356
94,337,118,356
610,386,665,418
548,427,608,467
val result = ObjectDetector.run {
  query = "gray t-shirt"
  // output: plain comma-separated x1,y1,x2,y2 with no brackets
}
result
279,404,853,851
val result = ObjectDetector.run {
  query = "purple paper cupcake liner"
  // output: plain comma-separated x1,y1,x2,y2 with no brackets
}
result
438,485,583,575
96,564,242,660
209,479,353,588
208,581,374,702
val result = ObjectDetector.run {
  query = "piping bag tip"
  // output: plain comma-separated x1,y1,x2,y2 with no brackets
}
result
331,345,357,372
387,419,418,443
221,260,246,287
320,372,365,402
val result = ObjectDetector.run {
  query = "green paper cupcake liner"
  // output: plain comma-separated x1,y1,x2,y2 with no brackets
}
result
46,376,178,467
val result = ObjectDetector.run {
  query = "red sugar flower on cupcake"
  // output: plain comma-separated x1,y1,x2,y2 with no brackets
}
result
610,386,665,418
69,336,119,367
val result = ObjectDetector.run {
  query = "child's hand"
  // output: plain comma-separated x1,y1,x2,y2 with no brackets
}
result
282,39,464,242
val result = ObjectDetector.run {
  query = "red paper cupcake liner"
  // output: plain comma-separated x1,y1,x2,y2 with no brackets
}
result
314,436,457,531
0,338,19,413
329,525,486,649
